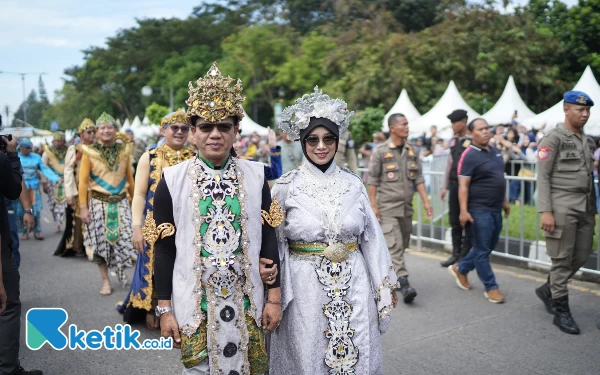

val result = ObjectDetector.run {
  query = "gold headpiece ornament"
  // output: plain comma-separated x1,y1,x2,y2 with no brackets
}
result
77,118,96,134
160,108,189,128
185,62,245,124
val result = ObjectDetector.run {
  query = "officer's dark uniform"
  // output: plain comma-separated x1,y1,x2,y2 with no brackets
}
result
442,110,472,267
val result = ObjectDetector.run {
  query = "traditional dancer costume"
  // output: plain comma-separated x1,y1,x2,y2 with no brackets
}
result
153,63,282,375
42,131,68,228
79,112,136,285
55,120,96,257
117,109,194,322
269,87,398,375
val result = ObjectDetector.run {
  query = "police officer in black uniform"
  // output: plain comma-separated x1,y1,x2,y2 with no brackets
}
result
440,109,473,267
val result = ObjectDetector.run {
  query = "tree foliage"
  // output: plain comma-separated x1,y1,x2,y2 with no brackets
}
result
145,102,170,126
349,106,386,147
30,0,600,131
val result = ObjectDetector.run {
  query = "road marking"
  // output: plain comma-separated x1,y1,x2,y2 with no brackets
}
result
408,249,600,297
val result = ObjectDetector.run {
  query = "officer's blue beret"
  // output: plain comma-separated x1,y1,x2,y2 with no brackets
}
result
18,138,33,148
564,91,594,107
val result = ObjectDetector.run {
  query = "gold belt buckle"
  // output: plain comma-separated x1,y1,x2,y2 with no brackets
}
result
323,243,350,263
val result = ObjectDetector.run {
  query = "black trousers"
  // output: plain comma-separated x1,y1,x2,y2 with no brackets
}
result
448,181,473,259
0,250,21,375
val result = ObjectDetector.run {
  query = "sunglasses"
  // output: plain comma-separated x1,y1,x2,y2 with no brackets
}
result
305,135,337,147
168,125,190,133
196,123,234,134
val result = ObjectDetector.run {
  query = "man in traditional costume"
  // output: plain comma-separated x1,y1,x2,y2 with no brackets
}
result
16,138,60,240
269,87,398,374
153,62,282,375
54,119,96,257
116,109,195,328
42,131,68,233
79,112,136,295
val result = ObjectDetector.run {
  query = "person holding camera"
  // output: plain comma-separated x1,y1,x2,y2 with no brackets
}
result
0,122,43,374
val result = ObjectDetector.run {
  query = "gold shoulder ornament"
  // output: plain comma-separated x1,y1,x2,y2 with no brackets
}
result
261,197,284,227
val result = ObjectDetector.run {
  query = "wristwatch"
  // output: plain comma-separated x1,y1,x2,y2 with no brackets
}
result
24,209,33,215
155,305,173,317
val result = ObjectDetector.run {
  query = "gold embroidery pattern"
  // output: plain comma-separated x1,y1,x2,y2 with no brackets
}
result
141,212,158,246
80,137,133,172
157,223,175,239
260,197,284,227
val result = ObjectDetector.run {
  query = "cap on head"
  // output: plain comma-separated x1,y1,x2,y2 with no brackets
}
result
447,109,468,122
564,91,594,107
53,131,65,140
18,138,33,148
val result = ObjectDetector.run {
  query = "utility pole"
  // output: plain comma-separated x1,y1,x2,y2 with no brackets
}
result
4,105,9,125
0,71,46,123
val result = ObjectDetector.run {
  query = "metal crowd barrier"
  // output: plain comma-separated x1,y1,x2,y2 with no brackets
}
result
357,155,600,277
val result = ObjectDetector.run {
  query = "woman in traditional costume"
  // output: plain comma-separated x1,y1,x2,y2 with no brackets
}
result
79,112,136,295
54,119,96,257
116,109,194,327
42,131,69,233
16,138,60,240
269,87,398,375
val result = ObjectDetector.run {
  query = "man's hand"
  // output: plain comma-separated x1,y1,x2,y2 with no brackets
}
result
268,128,277,149
23,212,34,233
1,135,18,153
424,203,433,220
0,281,6,315
371,206,381,222
459,211,474,228
259,258,278,286
42,182,49,195
541,212,555,233
159,313,181,349
391,290,398,308
67,196,75,208
133,226,145,254
80,206,90,225
440,188,447,202
503,201,511,218
262,302,282,332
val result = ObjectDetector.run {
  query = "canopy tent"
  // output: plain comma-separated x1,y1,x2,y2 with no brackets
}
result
122,115,160,141
382,89,421,130
240,108,268,136
122,118,131,128
523,66,600,134
409,81,480,138
482,76,536,125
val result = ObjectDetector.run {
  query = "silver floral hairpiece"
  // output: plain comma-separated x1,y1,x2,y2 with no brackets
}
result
278,86,354,142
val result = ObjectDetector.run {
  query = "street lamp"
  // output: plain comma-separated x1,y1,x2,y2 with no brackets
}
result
141,85,174,111
0,71,46,123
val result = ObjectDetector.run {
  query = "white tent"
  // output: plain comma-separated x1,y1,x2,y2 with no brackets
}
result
122,115,159,141
409,81,480,138
382,89,421,130
130,116,142,128
523,66,600,134
122,118,131,128
482,76,536,125
142,115,151,125
240,108,268,136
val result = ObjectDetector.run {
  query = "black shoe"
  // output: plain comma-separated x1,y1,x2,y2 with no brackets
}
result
440,255,458,268
535,282,554,315
552,295,580,335
15,367,43,375
397,276,417,303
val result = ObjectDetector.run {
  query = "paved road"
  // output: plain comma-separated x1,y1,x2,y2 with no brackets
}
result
14,208,600,375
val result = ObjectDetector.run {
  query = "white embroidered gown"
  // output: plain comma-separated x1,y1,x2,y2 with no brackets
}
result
269,161,397,375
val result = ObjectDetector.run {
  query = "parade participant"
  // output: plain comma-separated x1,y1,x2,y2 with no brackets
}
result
116,109,194,328
448,118,509,304
269,87,398,375
42,131,68,233
79,112,136,295
368,113,433,303
440,109,473,267
233,128,282,180
153,62,281,374
334,131,359,173
55,119,96,257
535,91,596,334
126,129,147,172
16,138,60,240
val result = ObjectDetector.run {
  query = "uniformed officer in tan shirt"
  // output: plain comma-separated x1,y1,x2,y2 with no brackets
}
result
368,113,433,303
535,90,596,335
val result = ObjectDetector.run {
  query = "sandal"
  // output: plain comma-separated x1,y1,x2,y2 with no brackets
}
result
34,233,45,240
21,233,29,240
100,283,112,296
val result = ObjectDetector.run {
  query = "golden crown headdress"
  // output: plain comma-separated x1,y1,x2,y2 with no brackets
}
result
161,108,189,128
77,118,96,134
185,62,245,124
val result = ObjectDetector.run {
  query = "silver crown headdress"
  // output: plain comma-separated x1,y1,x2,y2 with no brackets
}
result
278,86,354,142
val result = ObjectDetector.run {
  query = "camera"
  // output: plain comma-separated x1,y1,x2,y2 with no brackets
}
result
0,114,13,152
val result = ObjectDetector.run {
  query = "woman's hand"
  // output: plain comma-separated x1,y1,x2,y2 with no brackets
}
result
133,226,146,254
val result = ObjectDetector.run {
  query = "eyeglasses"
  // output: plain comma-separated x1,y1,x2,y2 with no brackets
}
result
305,135,337,147
196,123,234,134
169,125,190,133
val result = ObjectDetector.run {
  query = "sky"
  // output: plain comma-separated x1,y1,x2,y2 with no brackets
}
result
0,0,580,126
